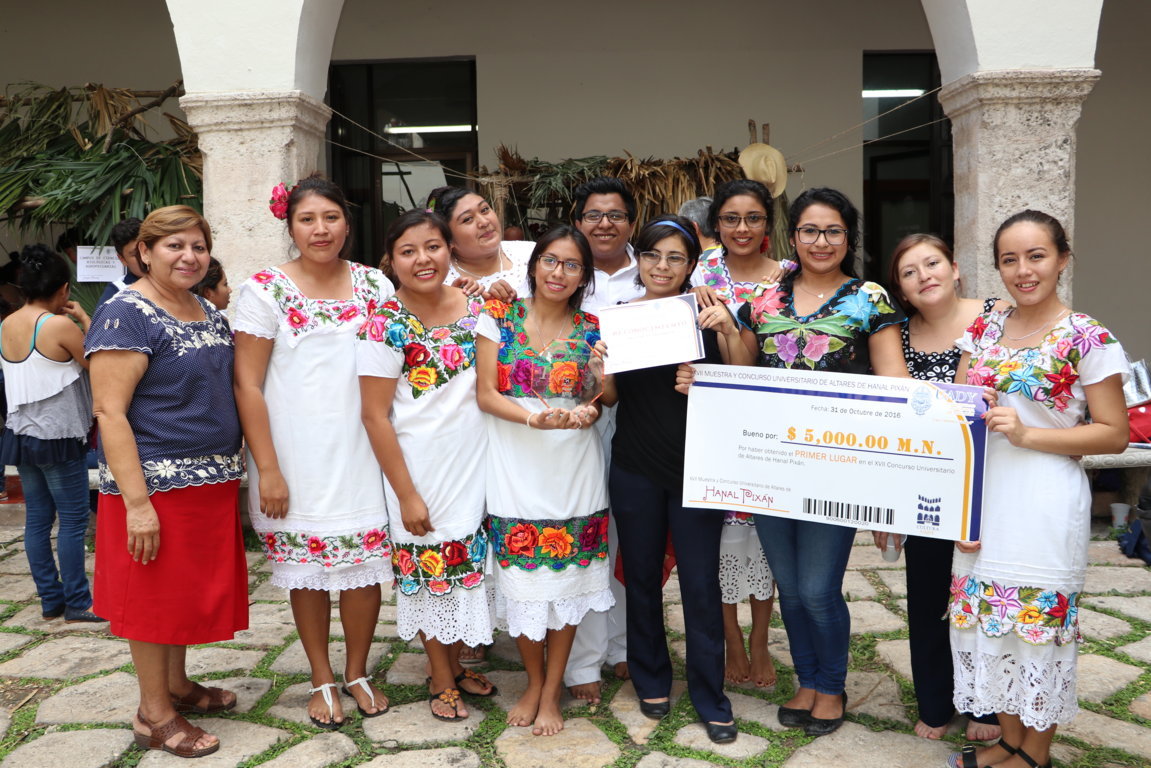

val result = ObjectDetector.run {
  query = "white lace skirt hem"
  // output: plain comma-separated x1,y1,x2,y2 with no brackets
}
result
718,524,774,603
269,561,393,592
396,584,495,647
951,631,1079,731
495,588,615,642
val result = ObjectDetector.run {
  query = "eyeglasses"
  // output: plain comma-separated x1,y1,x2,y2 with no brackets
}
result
638,251,690,268
717,213,768,229
794,226,848,245
539,255,585,275
580,210,630,224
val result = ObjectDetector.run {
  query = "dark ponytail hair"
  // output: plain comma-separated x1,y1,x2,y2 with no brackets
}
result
17,244,71,301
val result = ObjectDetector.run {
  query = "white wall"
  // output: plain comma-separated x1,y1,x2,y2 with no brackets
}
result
332,0,936,208
1074,0,1151,359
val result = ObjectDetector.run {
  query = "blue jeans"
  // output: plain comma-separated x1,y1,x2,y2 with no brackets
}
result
19,457,93,614
754,515,855,695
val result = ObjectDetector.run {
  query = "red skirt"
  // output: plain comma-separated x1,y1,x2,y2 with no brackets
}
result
94,480,248,644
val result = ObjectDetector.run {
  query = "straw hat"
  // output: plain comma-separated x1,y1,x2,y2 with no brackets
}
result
738,143,788,199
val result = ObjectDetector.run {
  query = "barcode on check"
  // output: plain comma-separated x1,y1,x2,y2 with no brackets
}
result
803,498,894,526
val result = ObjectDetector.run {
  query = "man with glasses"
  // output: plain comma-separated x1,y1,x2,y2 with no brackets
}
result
564,177,642,704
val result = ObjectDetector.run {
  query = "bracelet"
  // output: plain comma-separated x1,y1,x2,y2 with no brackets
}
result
525,412,534,428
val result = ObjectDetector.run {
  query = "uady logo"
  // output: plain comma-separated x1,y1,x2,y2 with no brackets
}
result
910,386,932,416
916,494,942,529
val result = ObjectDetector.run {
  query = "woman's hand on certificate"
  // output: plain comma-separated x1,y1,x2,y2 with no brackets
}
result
981,387,999,409
698,303,737,338
592,339,608,360
674,363,697,395
983,405,1029,447
956,540,981,554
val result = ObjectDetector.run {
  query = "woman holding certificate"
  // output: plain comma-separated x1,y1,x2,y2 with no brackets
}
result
681,187,908,737
475,225,610,737
602,215,749,743
947,211,1129,768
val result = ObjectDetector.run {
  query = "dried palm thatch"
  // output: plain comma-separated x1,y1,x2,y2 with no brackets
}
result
0,81,201,245
482,144,746,230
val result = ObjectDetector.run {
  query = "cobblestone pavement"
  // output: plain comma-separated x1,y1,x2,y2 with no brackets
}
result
1,519,1150,768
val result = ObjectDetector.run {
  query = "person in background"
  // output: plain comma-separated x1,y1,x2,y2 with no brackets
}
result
690,180,786,691
96,218,144,310
947,211,1129,768
87,206,247,758
427,185,533,299
564,176,639,704
55,227,106,318
0,256,23,312
879,233,1004,744
192,257,232,311
677,197,719,252
0,245,100,623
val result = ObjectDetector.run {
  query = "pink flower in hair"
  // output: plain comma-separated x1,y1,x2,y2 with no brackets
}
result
269,183,290,220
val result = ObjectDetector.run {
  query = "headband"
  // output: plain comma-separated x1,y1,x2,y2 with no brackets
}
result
650,219,696,245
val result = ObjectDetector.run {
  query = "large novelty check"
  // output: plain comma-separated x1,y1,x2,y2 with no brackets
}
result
682,365,987,541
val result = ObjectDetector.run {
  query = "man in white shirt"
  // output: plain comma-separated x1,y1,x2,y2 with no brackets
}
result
566,177,642,703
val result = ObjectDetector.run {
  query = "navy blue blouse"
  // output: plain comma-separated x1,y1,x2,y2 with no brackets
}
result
85,290,243,495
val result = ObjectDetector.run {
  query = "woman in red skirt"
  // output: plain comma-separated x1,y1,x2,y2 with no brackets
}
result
87,206,247,758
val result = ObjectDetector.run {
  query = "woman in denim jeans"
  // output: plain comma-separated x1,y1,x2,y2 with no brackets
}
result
0,245,102,623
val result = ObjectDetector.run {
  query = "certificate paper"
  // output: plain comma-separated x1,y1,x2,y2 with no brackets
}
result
682,365,987,541
597,294,704,374
76,246,123,283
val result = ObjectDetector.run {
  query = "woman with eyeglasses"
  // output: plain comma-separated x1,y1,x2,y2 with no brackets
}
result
600,215,751,743
690,179,787,692
679,187,908,737
475,225,610,737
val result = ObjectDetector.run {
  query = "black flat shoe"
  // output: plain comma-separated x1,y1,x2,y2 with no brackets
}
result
704,721,738,744
64,608,107,624
638,699,670,719
803,692,847,737
41,606,65,621
777,705,812,728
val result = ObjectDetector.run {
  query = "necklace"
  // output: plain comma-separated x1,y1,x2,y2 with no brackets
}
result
529,303,568,352
453,246,508,279
1003,307,1070,341
795,277,843,300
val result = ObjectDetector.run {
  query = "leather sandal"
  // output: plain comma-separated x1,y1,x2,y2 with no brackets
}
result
455,668,498,697
171,682,237,715
429,687,464,722
342,676,388,717
947,740,1019,768
133,709,219,758
1015,746,1051,768
307,682,344,730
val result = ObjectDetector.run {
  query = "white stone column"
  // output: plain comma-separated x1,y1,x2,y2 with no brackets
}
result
180,92,331,282
938,69,1099,303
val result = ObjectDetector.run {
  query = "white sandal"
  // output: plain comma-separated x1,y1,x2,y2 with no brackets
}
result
307,682,344,730
342,676,388,717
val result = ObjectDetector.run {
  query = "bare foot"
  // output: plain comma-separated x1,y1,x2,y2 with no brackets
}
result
613,661,630,680
507,686,542,727
458,643,489,664
914,719,948,739
965,719,1002,742
724,642,751,684
308,687,344,727
134,711,219,753
568,681,601,705
532,697,565,736
748,641,776,689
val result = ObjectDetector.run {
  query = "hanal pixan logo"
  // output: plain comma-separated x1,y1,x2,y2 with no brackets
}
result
916,494,942,530
910,386,933,416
